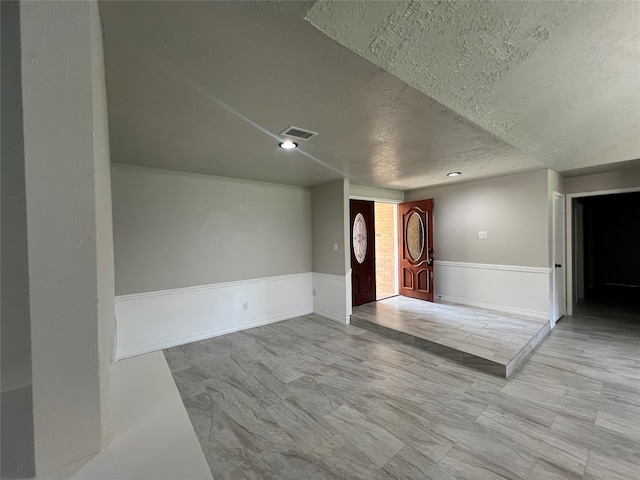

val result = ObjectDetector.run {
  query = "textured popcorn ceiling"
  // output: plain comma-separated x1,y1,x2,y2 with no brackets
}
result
307,0,640,170
99,1,638,190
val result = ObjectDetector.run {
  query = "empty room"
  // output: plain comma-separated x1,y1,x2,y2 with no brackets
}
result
2,1,639,479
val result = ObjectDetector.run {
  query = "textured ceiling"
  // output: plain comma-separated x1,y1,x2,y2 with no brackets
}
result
307,0,640,172
99,1,639,190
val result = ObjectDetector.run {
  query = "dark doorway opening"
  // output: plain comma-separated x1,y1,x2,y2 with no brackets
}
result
577,191,640,310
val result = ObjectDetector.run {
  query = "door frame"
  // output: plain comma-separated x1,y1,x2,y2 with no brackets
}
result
551,192,566,327
350,200,377,306
349,195,401,301
565,185,640,316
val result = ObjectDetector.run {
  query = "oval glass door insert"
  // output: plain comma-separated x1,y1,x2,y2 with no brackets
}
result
353,213,367,264
406,212,424,261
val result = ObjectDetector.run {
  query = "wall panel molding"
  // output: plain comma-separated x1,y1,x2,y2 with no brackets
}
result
115,273,313,359
313,273,350,324
434,261,550,321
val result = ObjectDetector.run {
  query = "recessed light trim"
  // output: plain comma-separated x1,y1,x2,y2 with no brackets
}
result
279,140,298,150
447,171,462,177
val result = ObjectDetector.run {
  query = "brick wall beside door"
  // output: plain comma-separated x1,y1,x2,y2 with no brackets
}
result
375,203,396,299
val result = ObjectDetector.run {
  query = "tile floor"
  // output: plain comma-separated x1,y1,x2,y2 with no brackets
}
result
352,297,551,377
165,306,640,480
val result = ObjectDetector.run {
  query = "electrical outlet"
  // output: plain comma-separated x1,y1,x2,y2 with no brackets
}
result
333,243,338,251
242,301,248,311
478,231,488,239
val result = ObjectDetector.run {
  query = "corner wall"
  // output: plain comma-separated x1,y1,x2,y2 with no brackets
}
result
311,179,351,323
90,0,117,448
405,170,551,319
19,0,113,474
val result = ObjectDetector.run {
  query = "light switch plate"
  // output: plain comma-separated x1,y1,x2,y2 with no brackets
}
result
479,231,488,239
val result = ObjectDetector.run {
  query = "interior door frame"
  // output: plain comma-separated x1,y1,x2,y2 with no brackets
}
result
349,195,401,300
551,191,566,327
565,185,640,316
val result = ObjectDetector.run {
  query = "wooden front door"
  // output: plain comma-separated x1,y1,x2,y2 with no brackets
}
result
350,200,376,306
399,199,434,302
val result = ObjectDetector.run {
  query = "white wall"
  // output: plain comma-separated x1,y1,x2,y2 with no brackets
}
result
19,0,112,474
435,262,550,319
111,164,312,295
406,170,551,318
111,165,314,356
115,274,313,359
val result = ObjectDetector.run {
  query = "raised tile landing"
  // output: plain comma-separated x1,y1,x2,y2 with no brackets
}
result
351,296,550,378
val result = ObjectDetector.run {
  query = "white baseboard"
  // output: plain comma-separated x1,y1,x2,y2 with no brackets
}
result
434,261,550,320
437,294,548,320
115,273,313,359
314,307,348,324
313,272,350,324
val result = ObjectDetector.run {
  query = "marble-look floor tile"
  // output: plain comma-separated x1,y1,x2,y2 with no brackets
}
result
527,459,584,480
352,296,550,377
585,451,640,480
165,303,640,480
366,401,453,463
383,445,458,480
309,434,393,480
438,445,530,480
430,411,536,479
323,404,405,468
476,405,589,476
264,398,335,452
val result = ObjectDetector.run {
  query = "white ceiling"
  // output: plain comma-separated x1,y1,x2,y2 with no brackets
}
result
99,1,640,190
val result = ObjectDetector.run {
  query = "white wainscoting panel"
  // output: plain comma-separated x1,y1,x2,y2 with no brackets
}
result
115,273,313,359
434,261,551,320
313,272,350,324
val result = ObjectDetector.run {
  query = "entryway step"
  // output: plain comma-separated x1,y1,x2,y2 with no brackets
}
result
350,297,551,378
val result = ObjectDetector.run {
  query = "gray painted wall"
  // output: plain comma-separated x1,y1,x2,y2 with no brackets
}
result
406,170,549,267
1,2,35,477
311,179,349,275
564,166,640,194
111,165,312,295
20,1,111,473
350,184,404,202
1,0,32,397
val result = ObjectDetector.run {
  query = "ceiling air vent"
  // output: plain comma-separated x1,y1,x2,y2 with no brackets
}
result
280,126,319,141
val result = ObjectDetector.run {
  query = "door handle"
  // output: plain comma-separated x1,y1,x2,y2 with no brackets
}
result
427,257,434,266
555,264,562,268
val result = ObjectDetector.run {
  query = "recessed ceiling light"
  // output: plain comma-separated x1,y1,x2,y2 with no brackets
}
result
279,140,298,150
447,172,461,177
